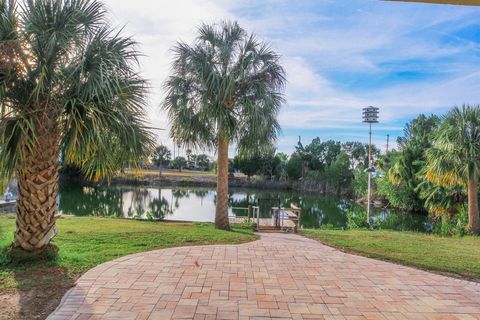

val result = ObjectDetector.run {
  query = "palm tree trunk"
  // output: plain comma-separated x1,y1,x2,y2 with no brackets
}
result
467,177,480,234
15,129,59,252
159,163,163,177
215,135,230,230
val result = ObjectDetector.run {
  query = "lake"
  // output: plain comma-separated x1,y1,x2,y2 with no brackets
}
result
58,184,431,232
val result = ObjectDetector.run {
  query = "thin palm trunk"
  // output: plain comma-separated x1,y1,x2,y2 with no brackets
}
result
159,163,163,177
467,177,480,234
215,135,230,230
163,22,284,231
15,127,59,251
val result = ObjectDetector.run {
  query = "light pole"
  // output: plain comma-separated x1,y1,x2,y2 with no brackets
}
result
362,106,379,225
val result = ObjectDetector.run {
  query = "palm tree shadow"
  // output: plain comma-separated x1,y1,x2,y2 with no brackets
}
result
1,245,75,320
14,265,75,319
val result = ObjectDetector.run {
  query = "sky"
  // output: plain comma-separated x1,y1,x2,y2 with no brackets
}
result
102,0,480,156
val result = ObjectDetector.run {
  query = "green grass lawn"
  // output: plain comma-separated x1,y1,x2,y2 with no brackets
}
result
302,229,480,280
0,214,256,290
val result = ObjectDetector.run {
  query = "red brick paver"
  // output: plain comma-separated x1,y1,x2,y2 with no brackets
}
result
48,233,480,319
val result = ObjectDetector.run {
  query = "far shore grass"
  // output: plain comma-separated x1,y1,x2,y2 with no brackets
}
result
123,168,216,178
0,214,256,290
302,229,480,280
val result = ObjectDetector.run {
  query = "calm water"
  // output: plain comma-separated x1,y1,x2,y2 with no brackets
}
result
59,184,430,231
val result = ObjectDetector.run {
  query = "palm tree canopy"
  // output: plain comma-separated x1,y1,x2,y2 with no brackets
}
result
389,114,439,185
426,106,480,187
173,156,186,169
163,21,286,154
0,0,153,179
152,145,171,166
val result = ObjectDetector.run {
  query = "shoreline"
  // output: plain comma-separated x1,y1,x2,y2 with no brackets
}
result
103,172,354,197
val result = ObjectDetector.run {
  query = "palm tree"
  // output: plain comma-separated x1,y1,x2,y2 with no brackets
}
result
196,154,210,171
426,106,480,234
173,156,187,172
152,145,171,177
163,21,285,230
0,0,153,252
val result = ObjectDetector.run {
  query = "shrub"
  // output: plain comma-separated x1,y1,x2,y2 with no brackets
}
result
353,166,374,198
346,208,374,229
377,178,420,211
432,205,469,236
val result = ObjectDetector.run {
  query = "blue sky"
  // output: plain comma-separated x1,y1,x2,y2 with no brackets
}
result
103,0,480,155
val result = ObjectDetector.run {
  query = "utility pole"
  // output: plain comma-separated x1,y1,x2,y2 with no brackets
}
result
362,106,379,225
386,134,390,153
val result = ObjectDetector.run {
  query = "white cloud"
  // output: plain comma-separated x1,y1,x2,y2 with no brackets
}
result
99,0,480,156
101,0,235,152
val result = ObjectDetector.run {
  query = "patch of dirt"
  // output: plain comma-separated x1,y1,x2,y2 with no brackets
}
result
0,267,76,320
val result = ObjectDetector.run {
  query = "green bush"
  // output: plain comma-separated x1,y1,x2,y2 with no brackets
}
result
286,153,303,180
376,178,420,211
353,166,373,198
346,208,373,229
346,206,427,232
432,205,469,237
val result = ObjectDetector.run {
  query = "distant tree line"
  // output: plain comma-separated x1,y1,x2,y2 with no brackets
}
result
151,145,213,174
231,139,380,196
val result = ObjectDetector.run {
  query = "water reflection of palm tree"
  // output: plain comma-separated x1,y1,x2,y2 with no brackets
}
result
172,189,190,199
171,189,190,210
59,185,123,217
148,188,171,220
193,190,208,198
116,187,122,218
124,188,150,218
192,189,208,206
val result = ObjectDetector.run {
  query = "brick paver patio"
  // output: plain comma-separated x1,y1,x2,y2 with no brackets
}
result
48,233,480,320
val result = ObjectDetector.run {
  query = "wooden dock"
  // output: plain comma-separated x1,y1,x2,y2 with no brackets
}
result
229,204,302,233
229,217,296,228
0,200,16,213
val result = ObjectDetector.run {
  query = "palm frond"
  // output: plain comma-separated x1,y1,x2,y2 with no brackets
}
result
163,20,286,153
1,0,153,181
425,105,480,188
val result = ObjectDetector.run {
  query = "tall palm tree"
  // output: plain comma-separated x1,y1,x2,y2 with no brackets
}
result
0,0,153,252
426,106,480,234
152,145,171,177
163,21,285,230
173,156,186,172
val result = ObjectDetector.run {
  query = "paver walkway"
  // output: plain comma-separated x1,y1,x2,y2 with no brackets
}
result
48,233,480,320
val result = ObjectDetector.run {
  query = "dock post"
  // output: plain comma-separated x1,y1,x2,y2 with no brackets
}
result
257,207,260,232
277,199,281,229
291,204,302,233
297,208,302,233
